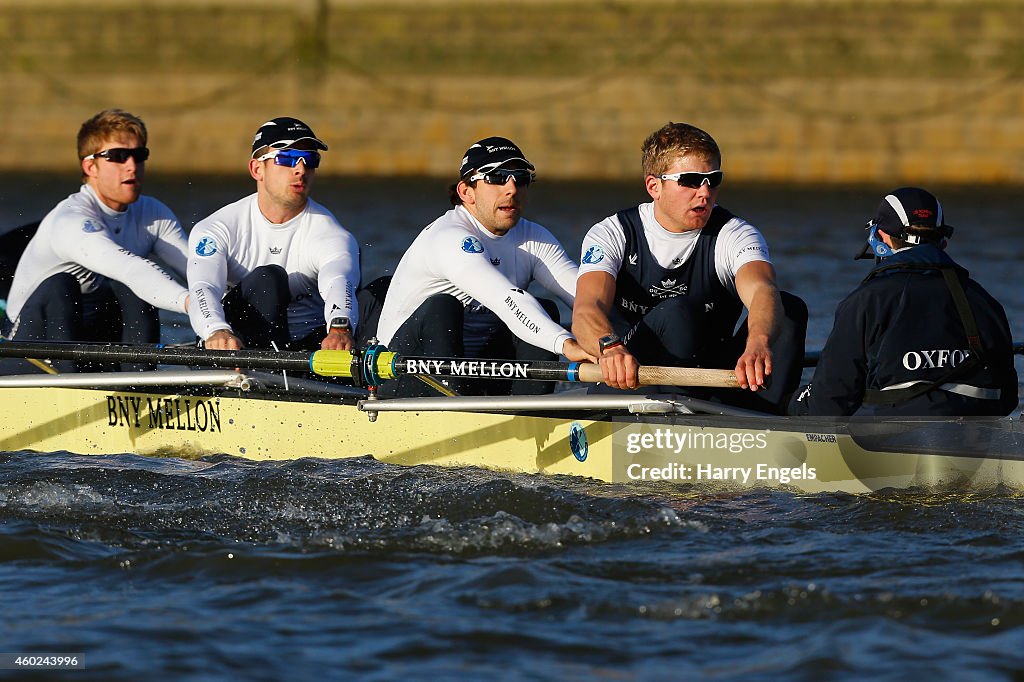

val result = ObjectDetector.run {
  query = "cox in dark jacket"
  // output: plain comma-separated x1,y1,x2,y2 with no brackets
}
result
791,187,1018,417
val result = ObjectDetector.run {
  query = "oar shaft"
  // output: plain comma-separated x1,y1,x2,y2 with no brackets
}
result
0,341,314,373
0,342,741,388
390,355,739,388
383,355,577,383
574,362,738,387
641,365,739,388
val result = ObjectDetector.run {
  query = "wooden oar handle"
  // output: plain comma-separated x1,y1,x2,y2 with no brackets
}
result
575,362,740,388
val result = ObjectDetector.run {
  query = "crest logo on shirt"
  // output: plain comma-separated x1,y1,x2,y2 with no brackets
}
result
269,247,282,255
461,236,484,254
490,257,501,266
195,237,219,257
649,279,688,298
582,245,605,265
82,219,102,233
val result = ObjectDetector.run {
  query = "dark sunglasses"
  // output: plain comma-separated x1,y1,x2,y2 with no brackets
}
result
255,149,321,169
658,170,724,189
84,147,150,164
467,168,535,186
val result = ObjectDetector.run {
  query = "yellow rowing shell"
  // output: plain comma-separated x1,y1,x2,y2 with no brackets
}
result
1,381,1023,494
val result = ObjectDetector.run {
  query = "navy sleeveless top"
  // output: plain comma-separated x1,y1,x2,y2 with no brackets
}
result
613,205,743,344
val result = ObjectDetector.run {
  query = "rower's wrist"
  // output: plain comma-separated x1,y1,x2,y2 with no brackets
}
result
327,316,352,334
744,334,771,352
598,333,624,356
555,333,573,356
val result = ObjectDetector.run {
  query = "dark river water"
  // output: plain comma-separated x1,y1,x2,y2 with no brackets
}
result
1,174,1024,680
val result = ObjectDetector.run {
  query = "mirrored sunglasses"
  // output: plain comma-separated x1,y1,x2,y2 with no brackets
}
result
255,149,321,169
467,168,535,186
84,147,150,164
658,170,724,189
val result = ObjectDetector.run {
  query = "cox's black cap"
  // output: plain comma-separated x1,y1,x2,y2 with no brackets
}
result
874,187,952,238
855,187,954,260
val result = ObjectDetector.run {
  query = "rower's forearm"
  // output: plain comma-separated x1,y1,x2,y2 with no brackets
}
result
572,304,615,355
745,288,782,348
188,284,231,340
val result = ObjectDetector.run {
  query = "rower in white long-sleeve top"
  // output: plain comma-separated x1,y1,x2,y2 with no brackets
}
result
2,108,190,371
373,136,594,397
187,117,360,353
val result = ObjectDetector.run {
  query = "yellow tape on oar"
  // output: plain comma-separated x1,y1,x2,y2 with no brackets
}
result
309,349,354,377
309,349,399,380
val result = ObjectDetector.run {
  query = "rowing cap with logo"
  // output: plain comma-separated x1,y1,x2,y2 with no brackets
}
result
459,136,535,178
251,117,328,158
873,187,954,241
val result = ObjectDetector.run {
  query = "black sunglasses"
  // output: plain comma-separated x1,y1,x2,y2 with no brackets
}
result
467,168,535,186
658,170,724,189
84,147,150,164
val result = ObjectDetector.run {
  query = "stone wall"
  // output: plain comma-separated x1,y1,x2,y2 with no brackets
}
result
1,0,1022,183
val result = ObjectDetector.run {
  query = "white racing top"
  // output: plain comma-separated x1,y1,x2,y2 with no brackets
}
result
377,205,578,355
578,201,772,293
5,184,189,325
187,194,360,342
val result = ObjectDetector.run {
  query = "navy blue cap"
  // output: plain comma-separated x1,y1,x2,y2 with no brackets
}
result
874,187,951,239
251,117,327,157
459,137,534,178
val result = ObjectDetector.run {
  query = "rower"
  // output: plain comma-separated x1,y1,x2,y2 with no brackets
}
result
572,122,807,412
790,187,1018,416
187,117,361,353
371,136,594,397
1,109,190,372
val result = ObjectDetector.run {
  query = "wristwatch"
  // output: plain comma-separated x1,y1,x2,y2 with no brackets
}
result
598,333,624,354
328,316,352,333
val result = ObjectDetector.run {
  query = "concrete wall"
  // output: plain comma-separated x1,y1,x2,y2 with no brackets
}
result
1,0,1022,183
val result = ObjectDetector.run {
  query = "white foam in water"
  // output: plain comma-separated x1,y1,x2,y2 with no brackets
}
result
0,481,111,510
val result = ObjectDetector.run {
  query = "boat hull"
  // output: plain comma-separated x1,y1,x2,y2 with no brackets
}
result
1,383,1022,494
